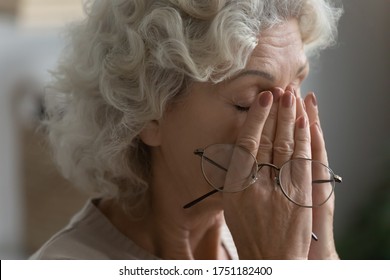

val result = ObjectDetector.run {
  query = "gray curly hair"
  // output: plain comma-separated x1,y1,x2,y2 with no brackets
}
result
44,0,342,215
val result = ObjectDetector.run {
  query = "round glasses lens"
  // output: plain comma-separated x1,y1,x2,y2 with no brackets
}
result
279,159,335,207
201,144,257,192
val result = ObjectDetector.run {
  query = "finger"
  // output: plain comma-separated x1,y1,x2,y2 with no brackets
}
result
293,100,311,159
227,91,273,193
310,122,328,165
257,87,283,163
309,119,334,258
296,96,306,119
273,90,296,166
304,92,329,165
236,91,273,156
304,92,319,126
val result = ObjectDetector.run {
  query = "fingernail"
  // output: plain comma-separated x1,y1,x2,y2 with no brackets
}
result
297,116,307,129
259,91,272,107
311,93,318,106
282,92,293,108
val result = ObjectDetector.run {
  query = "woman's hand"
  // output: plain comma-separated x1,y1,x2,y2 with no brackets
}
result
304,93,339,259
223,88,314,259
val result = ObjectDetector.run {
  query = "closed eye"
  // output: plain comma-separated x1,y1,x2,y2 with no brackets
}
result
234,105,250,112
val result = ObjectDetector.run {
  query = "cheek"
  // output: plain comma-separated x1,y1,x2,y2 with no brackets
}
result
162,99,246,153
157,101,247,196
196,112,245,146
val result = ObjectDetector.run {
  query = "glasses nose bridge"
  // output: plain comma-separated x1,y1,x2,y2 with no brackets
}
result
257,162,280,172
256,162,281,184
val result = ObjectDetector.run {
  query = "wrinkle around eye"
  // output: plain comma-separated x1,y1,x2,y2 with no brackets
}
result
231,93,257,113
234,104,250,112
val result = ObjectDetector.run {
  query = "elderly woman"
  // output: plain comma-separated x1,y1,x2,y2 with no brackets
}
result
31,0,343,259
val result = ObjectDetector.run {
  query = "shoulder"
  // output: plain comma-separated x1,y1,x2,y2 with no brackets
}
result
30,199,159,260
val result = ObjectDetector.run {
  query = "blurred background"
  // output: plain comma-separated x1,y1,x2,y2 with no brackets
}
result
0,0,389,259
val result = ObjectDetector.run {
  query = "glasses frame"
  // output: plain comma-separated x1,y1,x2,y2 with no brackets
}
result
183,144,342,242
184,144,342,209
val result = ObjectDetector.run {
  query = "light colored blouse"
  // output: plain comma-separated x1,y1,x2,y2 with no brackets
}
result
30,199,238,260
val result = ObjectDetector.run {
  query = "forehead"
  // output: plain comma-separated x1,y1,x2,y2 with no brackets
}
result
245,19,307,82
257,19,303,48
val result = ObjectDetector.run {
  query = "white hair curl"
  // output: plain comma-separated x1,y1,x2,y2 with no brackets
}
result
44,0,342,215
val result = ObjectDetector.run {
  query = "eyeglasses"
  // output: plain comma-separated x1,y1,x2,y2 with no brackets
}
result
184,143,342,209
183,144,342,241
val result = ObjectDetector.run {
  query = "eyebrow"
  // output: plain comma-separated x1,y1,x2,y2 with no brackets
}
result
235,69,275,82
233,61,309,82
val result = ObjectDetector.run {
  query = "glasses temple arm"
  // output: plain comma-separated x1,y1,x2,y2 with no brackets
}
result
183,189,219,209
313,174,342,184
194,149,228,172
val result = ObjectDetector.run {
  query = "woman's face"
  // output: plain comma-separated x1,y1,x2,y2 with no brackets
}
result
151,19,309,210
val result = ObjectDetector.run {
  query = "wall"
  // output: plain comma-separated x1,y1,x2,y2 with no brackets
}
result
301,0,390,250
